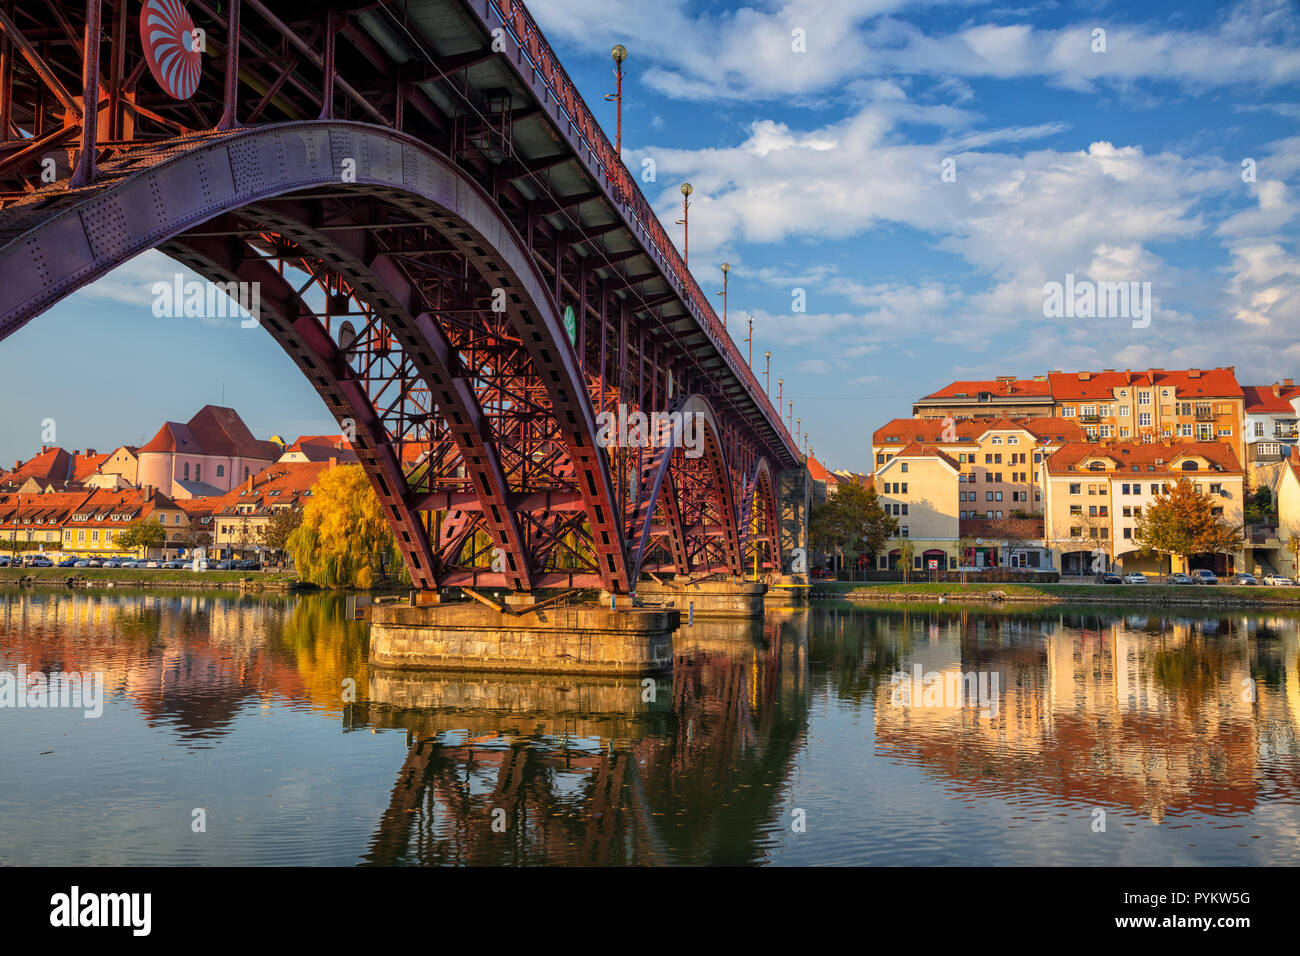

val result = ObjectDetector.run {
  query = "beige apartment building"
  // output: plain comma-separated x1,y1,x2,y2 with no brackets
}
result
914,368,1249,471
873,442,961,570
874,417,1086,521
1041,441,1245,576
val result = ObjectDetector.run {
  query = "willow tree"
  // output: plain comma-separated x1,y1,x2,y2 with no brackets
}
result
287,465,409,588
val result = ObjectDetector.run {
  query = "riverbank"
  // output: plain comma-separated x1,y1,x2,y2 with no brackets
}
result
0,567,304,591
823,580,1300,608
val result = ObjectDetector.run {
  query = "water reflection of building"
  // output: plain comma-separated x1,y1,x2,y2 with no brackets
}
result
864,607,1300,821
358,612,811,866
0,589,362,742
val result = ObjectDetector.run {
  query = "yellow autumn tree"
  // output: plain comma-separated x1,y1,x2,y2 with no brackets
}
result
287,465,409,589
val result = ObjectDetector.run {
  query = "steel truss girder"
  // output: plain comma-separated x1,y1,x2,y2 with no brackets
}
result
0,122,637,590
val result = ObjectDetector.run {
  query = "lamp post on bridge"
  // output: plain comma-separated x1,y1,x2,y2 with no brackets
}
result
796,418,802,456
788,400,793,431
777,378,783,411
717,262,729,330
744,313,753,367
676,183,692,266
764,351,771,397
604,45,628,156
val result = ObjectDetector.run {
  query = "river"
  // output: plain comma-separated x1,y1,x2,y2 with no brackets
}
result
1,587,1297,865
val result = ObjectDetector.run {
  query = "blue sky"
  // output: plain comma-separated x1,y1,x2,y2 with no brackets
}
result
2,0,1296,473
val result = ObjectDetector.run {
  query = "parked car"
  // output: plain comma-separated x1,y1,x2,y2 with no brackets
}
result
1193,569,1218,585
162,557,186,569
1122,572,1148,584
0,556,10,567
25,555,53,568
1167,572,1196,585
1231,572,1258,586
1096,572,1123,584
1264,573,1295,586
143,559,161,569
86,558,103,568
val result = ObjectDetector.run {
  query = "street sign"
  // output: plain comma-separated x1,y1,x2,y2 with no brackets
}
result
927,559,939,570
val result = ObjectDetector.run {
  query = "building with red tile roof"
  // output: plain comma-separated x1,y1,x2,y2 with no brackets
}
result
59,487,198,558
0,490,91,551
207,461,334,556
0,446,73,492
277,434,358,464
137,405,280,496
1040,440,1245,576
1241,380,1300,467
913,376,1054,418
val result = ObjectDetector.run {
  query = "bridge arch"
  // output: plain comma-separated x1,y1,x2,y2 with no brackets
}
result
625,393,742,581
0,122,631,590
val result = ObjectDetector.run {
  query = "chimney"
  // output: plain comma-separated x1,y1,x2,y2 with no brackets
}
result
246,473,254,494
1078,371,1091,381
1274,382,1282,397
1188,369,1201,379
328,456,338,469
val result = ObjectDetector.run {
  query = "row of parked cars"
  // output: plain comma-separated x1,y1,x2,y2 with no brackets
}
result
1096,569,1295,586
0,554,263,571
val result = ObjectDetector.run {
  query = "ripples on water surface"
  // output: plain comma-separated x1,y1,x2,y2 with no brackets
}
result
1,588,1297,866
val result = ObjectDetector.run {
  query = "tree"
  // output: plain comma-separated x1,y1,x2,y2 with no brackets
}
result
1134,477,1244,574
1284,529,1300,577
115,518,166,557
896,537,916,582
287,465,409,588
808,482,897,569
259,505,303,563
1244,484,1276,526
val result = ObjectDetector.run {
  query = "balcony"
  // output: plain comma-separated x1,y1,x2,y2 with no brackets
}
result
1274,423,1299,440
1194,410,1215,421
1079,414,1101,424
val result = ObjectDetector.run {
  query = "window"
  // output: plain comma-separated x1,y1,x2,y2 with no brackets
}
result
1139,391,1152,406
901,504,908,515
900,462,908,473
1139,412,1152,427
900,526,909,537
995,492,1003,501
901,483,908,494
1007,436,1018,445
195,464,202,482
183,463,190,480
1119,428,1130,438
1123,527,1132,539
1254,422,1265,438
991,437,1002,445
986,492,994,501
216,465,225,478
1070,504,1082,515
1062,407,1076,417
1119,406,1130,416
1099,425,1113,438
1069,483,1081,495
244,467,250,480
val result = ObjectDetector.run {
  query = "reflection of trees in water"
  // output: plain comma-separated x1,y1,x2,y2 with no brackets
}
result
362,612,811,866
260,593,369,714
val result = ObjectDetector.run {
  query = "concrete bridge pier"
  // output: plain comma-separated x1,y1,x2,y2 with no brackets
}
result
764,573,811,606
366,591,678,676
625,576,766,619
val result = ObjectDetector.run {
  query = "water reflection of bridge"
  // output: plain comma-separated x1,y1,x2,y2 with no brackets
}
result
359,613,810,866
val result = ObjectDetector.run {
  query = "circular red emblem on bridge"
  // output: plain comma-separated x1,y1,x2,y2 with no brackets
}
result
140,0,202,100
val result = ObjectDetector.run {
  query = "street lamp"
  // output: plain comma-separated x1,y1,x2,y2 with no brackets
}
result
745,313,753,367
604,45,628,156
796,418,802,454
777,378,783,410
788,400,793,430
764,351,771,396
675,182,692,265
717,262,729,329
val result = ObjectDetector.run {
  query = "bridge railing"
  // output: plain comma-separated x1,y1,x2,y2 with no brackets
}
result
488,0,797,459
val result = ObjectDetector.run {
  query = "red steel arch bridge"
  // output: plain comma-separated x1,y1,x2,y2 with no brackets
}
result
0,0,801,594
